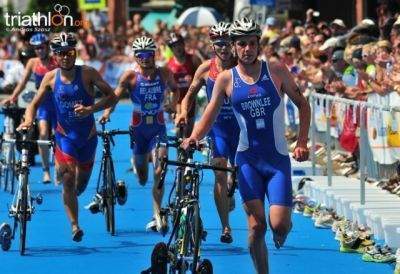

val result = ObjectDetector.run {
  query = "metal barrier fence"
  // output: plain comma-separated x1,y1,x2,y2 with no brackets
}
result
309,92,400,205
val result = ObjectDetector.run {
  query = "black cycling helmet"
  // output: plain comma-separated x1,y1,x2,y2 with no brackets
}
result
50,32,77,52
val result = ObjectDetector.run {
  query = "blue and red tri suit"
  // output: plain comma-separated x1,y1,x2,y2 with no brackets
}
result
52,66,97,178
230,61,292,206
205,58,239,164
130,70,166,155
33,57,58,127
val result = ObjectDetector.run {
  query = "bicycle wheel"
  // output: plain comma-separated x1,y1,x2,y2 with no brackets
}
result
9,147,16,194
104,157,115,235
197,259,213,274
190,203,201,274
19,173,28,255
3,145,16,194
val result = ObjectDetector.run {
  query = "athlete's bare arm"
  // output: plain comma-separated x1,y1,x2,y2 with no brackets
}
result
271,61,310,161
74,66,117,117
17,70,56,129
161,66,179,113
99,70,136,123
176,61,210,125
183,70,231,146
2,58,36,105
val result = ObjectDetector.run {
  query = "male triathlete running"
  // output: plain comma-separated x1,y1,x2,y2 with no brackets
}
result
166,33,201,137
182,18,310,274
18,32,117,242
175,22,239,244
2,33,58,184
100,36,179,233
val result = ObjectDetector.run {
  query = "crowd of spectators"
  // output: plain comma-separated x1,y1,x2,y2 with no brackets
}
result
1,3,400,102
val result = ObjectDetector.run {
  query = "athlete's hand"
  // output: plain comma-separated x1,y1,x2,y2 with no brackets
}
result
74,104,92,117
181,137,198,151
16,120,33,131
175,112,188,126
293,145,309,162
99,113,110,124
1,95,17,106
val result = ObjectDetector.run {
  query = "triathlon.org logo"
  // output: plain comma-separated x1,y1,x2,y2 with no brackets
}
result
4,3,90,32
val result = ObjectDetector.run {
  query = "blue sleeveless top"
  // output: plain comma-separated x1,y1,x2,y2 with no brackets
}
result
33,57,58,111
205,58,239,138
230,61,288,156
53,66,95,142
130,70,166,127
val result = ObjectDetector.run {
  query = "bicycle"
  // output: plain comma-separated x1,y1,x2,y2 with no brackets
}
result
0,105,25,194
87,122,132,236
155,125,209,222
0,129,52,255
146,140,237,274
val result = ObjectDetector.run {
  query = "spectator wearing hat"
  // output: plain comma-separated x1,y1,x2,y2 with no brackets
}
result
331,19,347,36
262,16,280,42
323,49,347,95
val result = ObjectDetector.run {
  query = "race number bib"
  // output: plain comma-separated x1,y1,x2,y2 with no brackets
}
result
145,116,154,125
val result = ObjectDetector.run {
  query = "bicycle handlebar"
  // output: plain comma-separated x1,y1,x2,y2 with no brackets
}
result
96,129,131,137
1,136,53,146
157,156,237,193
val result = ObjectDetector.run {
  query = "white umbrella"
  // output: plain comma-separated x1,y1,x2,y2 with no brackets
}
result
176,7,222,27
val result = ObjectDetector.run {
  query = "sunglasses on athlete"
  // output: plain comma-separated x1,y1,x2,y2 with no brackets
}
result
54,49,76,57
213,41,231,48
135,51,155,59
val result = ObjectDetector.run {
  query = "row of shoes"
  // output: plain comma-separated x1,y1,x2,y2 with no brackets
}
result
293,194,399,266
288,141,359,177
368,176,400,197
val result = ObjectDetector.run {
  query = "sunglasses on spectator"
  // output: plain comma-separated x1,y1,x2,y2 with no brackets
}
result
135,51,155,59
235,40,258,48
54,49,76,57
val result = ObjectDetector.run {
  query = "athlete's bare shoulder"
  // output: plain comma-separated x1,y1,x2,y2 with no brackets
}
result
41,69,57,90
26,57,39,68
198,60,211,73
195,60,211,80
267,60,286,77
216,69,232,83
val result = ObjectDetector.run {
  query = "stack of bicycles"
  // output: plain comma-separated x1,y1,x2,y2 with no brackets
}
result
143,135,237,274
0,129,52,255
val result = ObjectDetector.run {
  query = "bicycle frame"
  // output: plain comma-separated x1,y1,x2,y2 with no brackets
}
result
95,124,131,236
156,141,235,273
1,131,51,255
0,106,23,194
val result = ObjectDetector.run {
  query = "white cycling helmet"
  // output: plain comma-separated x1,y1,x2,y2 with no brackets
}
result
132,36,157,53
209,22,231,40
229,18,261,39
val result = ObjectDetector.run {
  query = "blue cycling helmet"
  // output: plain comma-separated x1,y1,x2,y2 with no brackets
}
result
29,33,49,46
